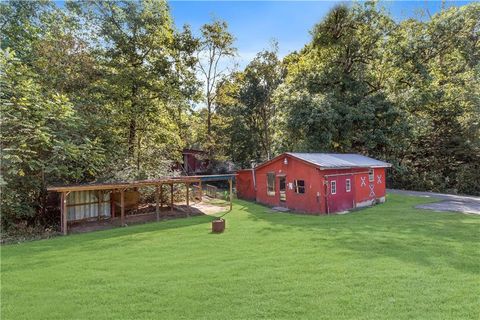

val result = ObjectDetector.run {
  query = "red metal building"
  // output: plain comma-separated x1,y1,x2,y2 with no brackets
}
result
236,153,391,214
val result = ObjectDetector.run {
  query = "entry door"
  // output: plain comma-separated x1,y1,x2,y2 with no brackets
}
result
279,177,286,203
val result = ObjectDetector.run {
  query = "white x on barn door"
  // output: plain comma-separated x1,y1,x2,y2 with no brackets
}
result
360,177,366,187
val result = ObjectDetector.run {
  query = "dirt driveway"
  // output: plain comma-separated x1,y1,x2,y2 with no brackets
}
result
387,189,480,215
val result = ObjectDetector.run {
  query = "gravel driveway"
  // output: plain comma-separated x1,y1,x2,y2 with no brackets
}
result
387,189,480,215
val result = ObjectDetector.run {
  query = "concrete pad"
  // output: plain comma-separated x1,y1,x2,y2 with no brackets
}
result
388,189,480,215
272,207,289,212
416,200,480,215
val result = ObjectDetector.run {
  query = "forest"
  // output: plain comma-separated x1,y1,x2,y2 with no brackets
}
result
1,0,479,232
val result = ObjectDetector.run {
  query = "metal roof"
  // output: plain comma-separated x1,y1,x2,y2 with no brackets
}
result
287,153,391,169
47,174,236,193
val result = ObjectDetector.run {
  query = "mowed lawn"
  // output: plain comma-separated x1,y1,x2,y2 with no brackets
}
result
2,194,479,320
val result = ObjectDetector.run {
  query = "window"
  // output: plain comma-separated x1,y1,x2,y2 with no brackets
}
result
295,180,305,194
369,169,374,182
346,179,351,192
267,173,275,196
331,181,337,195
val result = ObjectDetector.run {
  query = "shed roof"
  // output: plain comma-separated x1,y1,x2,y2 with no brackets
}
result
287,153,391,169
47,174,236,193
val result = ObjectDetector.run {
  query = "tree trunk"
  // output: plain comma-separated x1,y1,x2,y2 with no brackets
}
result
136,134,141,176
128,84,138,156
206,98,214,165
128,117,136,156
207,100,212,136
261,106,271,160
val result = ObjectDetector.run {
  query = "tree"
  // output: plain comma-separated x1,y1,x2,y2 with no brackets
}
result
197,19,236,156
0,0,201,232
72,0,199,179
216,45,284,166
0,0,52,64
383,3,480,193
275,3,406,157
0,51,105,228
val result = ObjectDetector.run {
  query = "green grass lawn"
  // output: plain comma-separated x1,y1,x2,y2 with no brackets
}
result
2,194,479,319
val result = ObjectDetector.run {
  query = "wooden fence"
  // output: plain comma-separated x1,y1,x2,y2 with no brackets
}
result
205,184,218,198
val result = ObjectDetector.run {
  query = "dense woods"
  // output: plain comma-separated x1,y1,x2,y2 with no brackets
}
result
1,0,479,231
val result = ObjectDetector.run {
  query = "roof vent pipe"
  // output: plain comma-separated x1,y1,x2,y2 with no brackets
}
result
250,160,257,191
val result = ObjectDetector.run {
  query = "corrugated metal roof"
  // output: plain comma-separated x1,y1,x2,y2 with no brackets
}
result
287,153,391,168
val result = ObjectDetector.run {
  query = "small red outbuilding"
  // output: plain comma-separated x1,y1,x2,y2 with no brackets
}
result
236,153,391,214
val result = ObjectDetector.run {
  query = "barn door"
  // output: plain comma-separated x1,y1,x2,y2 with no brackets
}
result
326,175,354,213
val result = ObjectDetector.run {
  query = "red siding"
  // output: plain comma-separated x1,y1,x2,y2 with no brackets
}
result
353,168,386,205
325,174,354,213
354,171,371,204
254,155,324,214
236,170,256,201
321,168,368,213
373,168,386,197
235,154,388,214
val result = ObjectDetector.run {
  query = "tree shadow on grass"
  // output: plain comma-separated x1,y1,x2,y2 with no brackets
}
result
236,197,480,275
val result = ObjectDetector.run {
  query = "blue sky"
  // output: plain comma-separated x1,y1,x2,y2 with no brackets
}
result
169,1,474,68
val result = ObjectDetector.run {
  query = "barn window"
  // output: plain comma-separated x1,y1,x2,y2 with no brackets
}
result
267,173,275,196
331,181,337,195
346,179,351,192
369,169,374,182
295,180,305,194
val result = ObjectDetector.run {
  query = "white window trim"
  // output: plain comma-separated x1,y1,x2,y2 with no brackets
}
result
331,181,337,195
346,179,351,192
368,169,374,182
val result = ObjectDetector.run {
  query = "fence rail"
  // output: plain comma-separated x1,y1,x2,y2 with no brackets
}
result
205,184,218,198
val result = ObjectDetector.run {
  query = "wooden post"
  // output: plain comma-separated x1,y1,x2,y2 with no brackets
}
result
186,183,190,207
60,193,64,234
229,178,233,211
155,185,160,221
120,189,125,226
160,183,163,208
62,192,68,235
198,180,203,202
97,190,102,221
111,191,116,218
170,183,174,212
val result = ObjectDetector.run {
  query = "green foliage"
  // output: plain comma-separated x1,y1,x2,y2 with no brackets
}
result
0,51,106,228
216,45,284,166
196,19,236,164
0,0,200,230
383,3,480,194
275,3,406,157
71,0,200,179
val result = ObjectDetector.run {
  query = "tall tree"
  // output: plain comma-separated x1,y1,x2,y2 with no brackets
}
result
216,46,284,166
275,3,406,157
197,19,236,156
72,0,199,179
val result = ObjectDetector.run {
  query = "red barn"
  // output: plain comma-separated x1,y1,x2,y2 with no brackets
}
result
172,149,209,175
236,153,391,214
